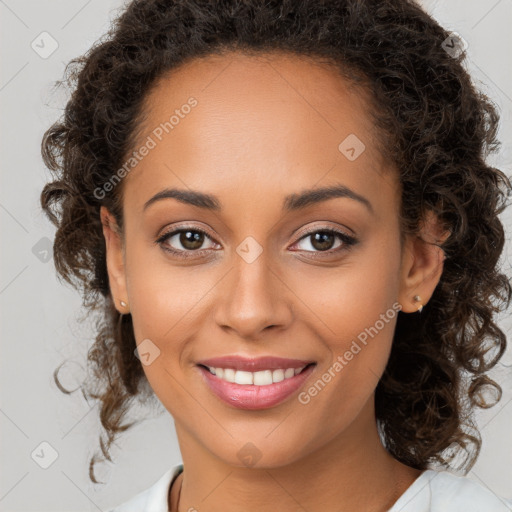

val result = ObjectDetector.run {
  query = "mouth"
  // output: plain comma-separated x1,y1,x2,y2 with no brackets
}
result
197,362,315,385
195,356,317,410
197,355,316,373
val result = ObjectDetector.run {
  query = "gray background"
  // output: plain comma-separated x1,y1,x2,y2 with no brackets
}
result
0,0,511,510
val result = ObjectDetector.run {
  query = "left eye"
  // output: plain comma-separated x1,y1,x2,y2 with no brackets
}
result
291,229,355,253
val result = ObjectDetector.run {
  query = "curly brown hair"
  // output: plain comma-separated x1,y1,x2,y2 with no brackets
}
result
40,0,511,483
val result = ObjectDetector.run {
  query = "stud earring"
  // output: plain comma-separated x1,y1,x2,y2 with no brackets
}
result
413,295,423,313
120,300,127,308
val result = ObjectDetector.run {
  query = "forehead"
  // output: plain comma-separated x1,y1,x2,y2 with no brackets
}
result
122,51,395,211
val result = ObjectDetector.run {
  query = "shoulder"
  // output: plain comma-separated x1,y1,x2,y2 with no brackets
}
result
391,469,512,512
429,470,512,511
106,463,184,512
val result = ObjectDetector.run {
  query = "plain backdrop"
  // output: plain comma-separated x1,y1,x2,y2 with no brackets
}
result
0,0,511,510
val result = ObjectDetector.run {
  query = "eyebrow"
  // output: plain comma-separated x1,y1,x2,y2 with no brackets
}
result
143,183,374,214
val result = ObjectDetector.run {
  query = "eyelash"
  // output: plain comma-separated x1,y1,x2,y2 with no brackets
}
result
155,225,358,260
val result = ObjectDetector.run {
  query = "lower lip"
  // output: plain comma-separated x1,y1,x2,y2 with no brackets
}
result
197,364,316,410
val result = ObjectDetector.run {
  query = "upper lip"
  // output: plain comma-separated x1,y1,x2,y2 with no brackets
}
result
197,355,315,372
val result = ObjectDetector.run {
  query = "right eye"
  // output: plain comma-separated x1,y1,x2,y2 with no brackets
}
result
155,227,220,259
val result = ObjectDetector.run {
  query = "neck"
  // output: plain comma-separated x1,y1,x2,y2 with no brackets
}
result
171,398,422,512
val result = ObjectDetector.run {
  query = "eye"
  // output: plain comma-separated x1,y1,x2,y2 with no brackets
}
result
290,228,357,256
155,225,358,260
156,226,219,259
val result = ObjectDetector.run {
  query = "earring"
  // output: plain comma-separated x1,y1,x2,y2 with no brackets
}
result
120,300,127,308
413,295,423,313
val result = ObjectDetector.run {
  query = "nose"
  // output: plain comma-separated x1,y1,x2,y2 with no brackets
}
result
213,251,294,340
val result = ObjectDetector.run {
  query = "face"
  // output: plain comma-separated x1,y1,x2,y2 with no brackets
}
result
101,52,445,469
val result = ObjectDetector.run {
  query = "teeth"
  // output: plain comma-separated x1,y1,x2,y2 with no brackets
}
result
206,365,307,385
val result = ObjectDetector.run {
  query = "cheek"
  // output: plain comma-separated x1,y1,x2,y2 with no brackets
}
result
125,232,214,339
123,241,221,402
292,230,402,347
292,233,402,408
294,297,400,450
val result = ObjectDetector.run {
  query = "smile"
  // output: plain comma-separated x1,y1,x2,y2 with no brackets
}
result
203,366,307,385
196,356,317,410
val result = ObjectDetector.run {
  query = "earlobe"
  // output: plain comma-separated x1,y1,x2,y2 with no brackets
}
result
100,206,129,314
398,210,450,313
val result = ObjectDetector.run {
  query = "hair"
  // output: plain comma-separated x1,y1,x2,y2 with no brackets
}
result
40,0,511,484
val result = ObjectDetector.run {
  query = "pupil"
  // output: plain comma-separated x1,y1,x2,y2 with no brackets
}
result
312,232,334,251
181,230,203,250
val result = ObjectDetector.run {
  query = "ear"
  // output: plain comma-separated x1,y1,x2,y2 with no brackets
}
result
398,210,450,313
100,206,129,314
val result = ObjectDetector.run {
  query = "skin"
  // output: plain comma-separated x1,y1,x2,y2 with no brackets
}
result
100,52,447,512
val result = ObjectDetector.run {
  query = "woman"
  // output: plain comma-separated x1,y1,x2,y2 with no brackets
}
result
40,0,512,510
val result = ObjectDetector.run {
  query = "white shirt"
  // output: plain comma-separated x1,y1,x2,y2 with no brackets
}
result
107,463,512,512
